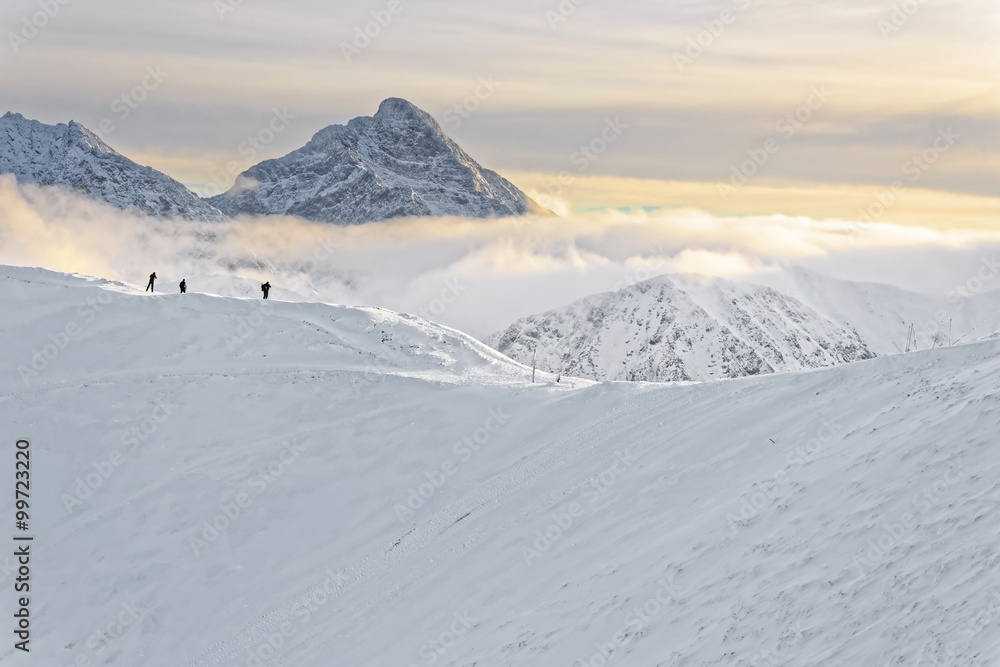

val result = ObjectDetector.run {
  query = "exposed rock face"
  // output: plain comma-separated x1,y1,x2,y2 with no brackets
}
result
0,111,224,221
209,98,547,224
485,274,876,382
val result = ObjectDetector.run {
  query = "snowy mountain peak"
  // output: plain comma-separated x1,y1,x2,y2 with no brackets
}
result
0,112,225,221
0,112,112,154
486,272,877,382
209,98,549,224
66,118,117,153
374,96,435,124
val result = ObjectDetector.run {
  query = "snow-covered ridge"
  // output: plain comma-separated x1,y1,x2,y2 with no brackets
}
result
0,264,532,388
1,100,545,225
4,264,1000,666
208,98,550,224
0,112,226,221
485,268,1000,382
485,272,877,382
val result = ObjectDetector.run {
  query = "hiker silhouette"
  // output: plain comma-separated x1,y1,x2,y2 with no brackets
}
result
145,272,157,292
261,282,271,300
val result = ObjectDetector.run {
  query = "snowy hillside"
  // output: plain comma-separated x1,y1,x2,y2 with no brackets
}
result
3,264,999,666
485,269,1000,383
485,273,877,382
0,112,225,221
755,266,1000,354
208,98,549,224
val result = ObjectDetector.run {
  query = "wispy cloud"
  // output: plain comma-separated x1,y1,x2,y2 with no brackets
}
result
1,0,995,215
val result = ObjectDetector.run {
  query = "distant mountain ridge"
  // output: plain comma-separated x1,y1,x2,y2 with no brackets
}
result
0,111,225,221
0,99,545,224
485,273,876,382
485,268,1000,383
207,98,548,224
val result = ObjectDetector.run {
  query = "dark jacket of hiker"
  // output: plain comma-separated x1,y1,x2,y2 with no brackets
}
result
179,279,187,294
261,282,271,300
146,272,157,292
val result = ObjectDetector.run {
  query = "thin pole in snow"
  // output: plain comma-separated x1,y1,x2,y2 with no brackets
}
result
532,348,536,383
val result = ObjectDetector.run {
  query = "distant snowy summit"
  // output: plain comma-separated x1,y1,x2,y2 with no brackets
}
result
485,267,1000,383
208,98,549,224
485,273,877,382
1,101,544,224
0,111,225,221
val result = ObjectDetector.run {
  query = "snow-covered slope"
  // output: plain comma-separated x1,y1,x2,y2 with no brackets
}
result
755,266,1000,354
208,98,548,224
485,273,877,382
0,112,225,221
5,264,999,666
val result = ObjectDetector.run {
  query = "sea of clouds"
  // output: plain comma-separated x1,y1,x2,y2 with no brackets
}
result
2,175,999,339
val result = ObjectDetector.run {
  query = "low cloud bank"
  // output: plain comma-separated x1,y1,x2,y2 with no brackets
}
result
2,176,999,338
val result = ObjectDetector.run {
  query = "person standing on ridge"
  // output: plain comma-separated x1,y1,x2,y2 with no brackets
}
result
261,281,271,300
179,279,187,294
146,272,157,292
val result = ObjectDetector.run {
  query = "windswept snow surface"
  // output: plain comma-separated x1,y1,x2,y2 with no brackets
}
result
2,265,1000,666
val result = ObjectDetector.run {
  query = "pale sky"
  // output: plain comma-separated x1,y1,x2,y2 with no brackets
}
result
2,0,998,228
